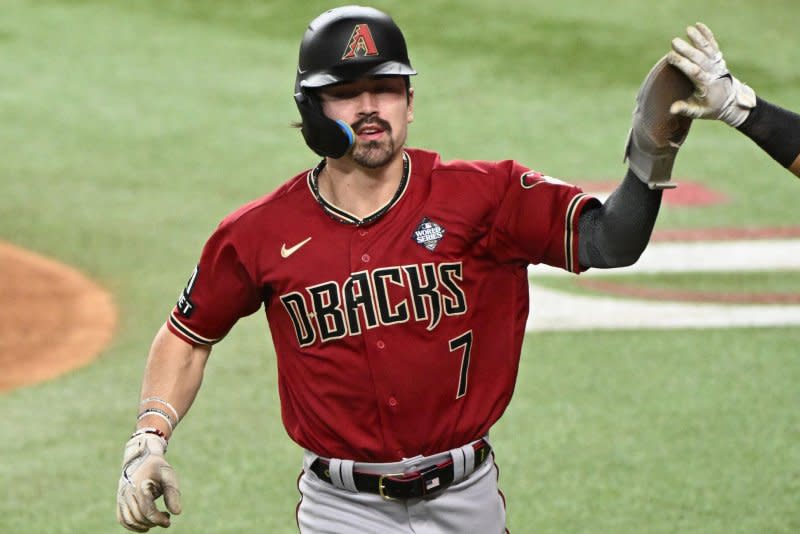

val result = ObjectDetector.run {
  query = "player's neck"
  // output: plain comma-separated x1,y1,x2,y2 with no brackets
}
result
319,153,405,219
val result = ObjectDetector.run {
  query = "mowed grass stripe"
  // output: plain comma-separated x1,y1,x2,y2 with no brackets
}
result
0,1,799,533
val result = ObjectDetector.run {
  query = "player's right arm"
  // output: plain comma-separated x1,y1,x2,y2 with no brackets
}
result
117,325,211,532
139,324,212,442
115,214,263,531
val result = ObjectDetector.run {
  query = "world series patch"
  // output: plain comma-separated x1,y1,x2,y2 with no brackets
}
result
412,217,445,251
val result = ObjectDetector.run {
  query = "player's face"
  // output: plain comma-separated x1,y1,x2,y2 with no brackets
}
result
319,76,414,169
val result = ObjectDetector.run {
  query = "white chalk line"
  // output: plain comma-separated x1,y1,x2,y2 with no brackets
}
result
526,239,800,331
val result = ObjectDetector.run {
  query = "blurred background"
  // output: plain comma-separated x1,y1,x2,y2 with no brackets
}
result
1,1,798,532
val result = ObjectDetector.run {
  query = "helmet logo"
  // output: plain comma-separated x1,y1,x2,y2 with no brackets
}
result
342,24,379,60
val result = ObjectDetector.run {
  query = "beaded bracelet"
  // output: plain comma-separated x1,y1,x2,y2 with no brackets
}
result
137,407,175,432
139,396,180,424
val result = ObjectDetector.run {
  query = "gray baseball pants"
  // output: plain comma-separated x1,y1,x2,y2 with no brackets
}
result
296,441,507,533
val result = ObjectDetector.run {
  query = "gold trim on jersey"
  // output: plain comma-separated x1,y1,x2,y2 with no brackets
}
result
306,151,412,226
564,193,589,274
168,314,219,345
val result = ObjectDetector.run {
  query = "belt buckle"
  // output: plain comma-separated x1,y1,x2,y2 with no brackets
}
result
476,440,490,464
377,472,405,501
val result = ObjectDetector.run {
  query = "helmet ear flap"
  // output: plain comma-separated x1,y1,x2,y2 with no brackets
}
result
294,89,355,159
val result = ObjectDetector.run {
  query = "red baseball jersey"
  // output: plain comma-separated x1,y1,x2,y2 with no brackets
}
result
167,148,597,462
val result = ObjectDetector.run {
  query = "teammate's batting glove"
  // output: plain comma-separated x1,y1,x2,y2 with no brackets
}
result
667,22,756,127
117,432,182,532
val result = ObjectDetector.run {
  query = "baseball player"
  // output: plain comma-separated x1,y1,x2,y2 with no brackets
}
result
116,7,800,533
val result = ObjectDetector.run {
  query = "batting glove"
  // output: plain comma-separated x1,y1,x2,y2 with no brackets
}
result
624,55,694,189
667,22,756,127
117,432,182,532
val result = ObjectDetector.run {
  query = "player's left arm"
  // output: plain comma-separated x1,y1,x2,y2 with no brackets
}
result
578,23,800,270
578,51,679,270
577,169,662,269
668,22,800,178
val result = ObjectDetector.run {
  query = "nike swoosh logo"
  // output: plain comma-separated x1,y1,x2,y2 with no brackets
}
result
281,237,312,258
297,66,308,75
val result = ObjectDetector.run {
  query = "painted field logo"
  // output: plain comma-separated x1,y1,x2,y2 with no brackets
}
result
413,217,446,251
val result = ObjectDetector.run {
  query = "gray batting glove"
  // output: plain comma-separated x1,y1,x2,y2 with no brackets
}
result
667,22,756,127
117,433,182,532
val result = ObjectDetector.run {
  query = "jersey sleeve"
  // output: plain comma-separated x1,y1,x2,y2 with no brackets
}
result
487,160,600,273
167,222,263,345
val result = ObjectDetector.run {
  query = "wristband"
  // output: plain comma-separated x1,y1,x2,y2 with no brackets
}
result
140,396,180,424
737,96,800,168
137,408,175,431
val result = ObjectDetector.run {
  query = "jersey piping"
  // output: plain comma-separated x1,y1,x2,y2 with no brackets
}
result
168,314,221,345
564,193,591,273
306,151,411,226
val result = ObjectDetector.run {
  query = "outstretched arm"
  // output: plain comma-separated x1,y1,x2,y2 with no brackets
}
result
577,169,662,269
578,23,800,271
578,52,684,269
668,22,800,178
735,97,800,178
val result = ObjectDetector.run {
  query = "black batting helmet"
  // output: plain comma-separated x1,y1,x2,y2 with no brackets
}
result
294,6,417,158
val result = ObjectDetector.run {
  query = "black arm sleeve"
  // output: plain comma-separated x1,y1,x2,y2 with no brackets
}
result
736,96,800,168
577,169,663,269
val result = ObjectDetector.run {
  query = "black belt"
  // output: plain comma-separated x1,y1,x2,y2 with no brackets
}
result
309,440,492,500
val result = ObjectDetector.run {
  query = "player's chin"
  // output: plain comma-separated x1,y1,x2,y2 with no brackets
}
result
352,140,396,169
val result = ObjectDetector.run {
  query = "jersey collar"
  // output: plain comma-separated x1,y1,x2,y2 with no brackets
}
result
307,151,411,226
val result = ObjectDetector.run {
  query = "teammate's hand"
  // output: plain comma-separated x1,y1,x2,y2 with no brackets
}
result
667,22,756,127
117,432,182,532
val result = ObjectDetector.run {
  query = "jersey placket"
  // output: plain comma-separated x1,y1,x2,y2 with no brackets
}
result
349,224,407,459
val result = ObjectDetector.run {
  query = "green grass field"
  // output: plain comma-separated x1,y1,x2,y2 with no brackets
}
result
2,1,799,532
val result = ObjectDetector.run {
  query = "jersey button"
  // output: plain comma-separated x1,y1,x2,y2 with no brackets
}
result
388,397,398,407
376,340,385,349
361,253,370,263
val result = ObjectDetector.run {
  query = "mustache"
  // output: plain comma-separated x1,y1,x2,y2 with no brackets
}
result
351,114,392,133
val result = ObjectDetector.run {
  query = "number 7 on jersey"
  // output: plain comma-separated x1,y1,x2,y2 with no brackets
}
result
449,330,473,399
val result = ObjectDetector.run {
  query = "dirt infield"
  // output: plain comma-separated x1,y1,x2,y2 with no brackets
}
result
0,241,117,392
